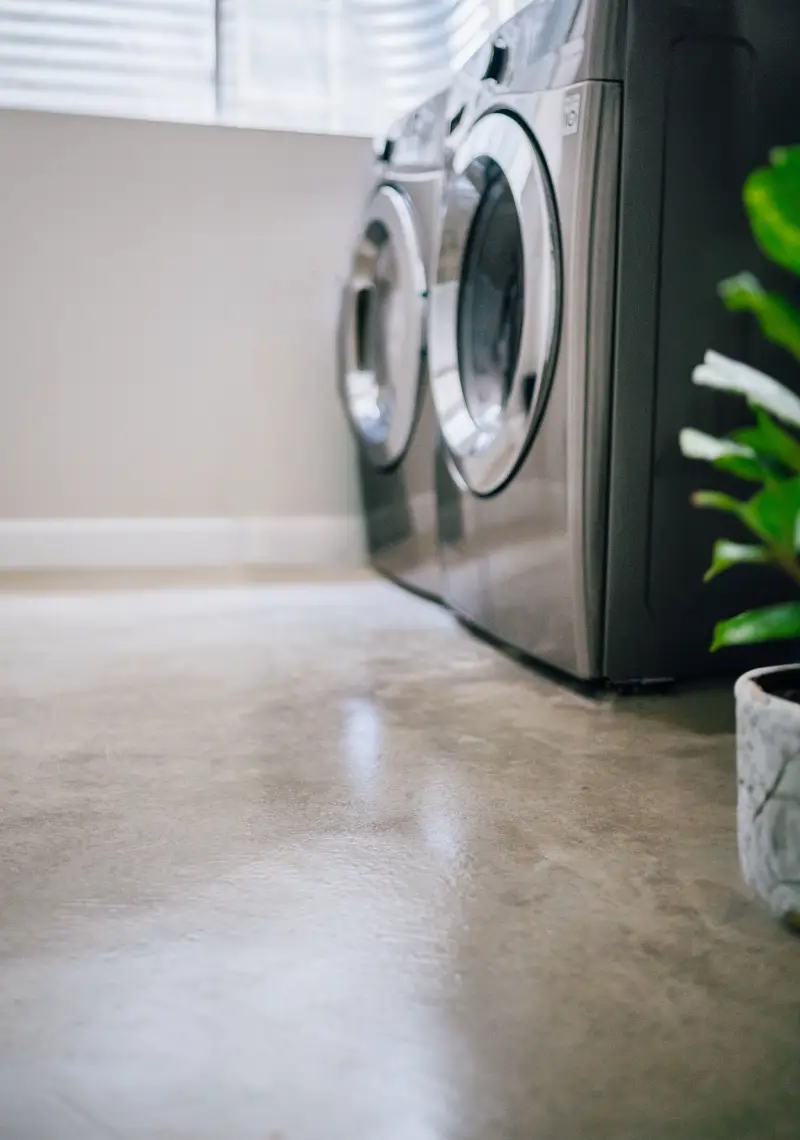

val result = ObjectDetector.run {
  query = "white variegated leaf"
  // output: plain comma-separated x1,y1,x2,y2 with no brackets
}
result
692,350,800,428
679,427,755,462
714,541,768,564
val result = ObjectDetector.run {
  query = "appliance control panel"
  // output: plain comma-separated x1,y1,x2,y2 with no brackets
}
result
373,136,395,163
379,89,448,169
482,41,509,84
481,0,585,93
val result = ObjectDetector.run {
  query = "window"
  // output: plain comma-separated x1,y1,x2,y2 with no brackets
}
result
218,1,529,135
0,0,532,136
0,1,216,122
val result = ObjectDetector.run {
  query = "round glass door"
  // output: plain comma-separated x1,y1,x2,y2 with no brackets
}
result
458,165,525,432
337,184,427,470
428,111,562,496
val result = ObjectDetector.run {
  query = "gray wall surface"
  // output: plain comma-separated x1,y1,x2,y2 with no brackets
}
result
0,109,373,563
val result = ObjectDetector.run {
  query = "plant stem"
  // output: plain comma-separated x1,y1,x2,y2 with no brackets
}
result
775,553,800,587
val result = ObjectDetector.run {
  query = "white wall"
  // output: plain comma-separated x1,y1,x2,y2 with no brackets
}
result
0,110,374,569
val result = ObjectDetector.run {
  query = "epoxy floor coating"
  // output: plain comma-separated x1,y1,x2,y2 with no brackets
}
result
0,576,797,1140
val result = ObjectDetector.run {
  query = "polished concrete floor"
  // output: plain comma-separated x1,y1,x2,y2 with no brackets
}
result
0,575,797,1140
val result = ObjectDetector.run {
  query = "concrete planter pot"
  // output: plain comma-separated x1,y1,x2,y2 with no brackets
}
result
735,664,800,930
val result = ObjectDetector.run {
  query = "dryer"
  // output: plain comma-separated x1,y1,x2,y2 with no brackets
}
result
337,91,447,600
429,0,800,685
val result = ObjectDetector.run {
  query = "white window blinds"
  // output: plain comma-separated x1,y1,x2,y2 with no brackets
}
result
218,1,527,136
0,1,216,122
0,0,531,135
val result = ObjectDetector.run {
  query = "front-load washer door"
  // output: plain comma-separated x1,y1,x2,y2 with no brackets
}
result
338,184,427,471
429,110,563,497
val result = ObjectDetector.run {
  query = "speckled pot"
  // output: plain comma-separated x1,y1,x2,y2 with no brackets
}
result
735,665,800,930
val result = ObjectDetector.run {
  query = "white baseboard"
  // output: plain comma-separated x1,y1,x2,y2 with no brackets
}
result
0,516,366,571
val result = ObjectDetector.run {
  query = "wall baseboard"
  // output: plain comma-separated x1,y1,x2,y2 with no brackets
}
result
0,517,366,571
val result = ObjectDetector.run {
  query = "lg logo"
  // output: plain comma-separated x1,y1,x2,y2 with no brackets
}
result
563,93,581,136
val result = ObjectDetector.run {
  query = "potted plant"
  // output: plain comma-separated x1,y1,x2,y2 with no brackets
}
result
680,145,800,931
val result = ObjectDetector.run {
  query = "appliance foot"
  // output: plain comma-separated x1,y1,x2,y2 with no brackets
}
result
607,678,675,697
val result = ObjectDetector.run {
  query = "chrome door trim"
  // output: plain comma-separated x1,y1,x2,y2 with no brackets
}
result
429,109,563,497
337,184,427,470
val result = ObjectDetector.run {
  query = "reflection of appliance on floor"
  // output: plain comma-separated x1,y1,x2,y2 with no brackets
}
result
429,0,800,685
337,91,448,600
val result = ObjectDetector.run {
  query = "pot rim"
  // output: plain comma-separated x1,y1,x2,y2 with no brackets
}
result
734,662,800,710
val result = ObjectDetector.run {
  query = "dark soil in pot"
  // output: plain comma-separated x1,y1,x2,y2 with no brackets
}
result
754,665,800,706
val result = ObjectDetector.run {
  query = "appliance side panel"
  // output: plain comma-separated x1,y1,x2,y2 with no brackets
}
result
606,0,756,674
644,39,776,675
575,0,627,82
605,0,800,684
603,0,673,683
576,82,621,677
644,21,800,680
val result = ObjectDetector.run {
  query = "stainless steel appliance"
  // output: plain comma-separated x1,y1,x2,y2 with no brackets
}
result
337,91,448,599
430,0,800,685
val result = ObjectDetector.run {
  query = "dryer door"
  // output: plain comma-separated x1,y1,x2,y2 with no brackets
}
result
338,184,427,470
429,110,562,496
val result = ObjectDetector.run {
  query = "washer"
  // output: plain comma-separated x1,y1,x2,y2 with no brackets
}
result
429,0,800,685
337,90,448,600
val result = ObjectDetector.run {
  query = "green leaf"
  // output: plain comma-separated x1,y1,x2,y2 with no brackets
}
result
740,476,800,556
712,601,800,650
679,427,765,481
718,272,800,363
703,540,771,583
731,408,800,473
713,454,777,483
691,490,746,516
743,147,800,278
692,351,800,428
692,478,800,563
